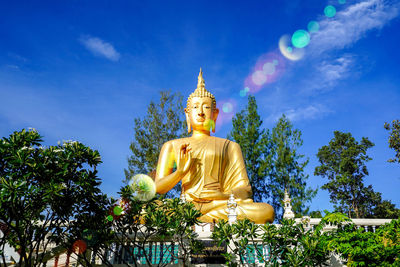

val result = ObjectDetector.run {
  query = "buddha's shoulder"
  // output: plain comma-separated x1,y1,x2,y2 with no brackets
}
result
162,137,192,147
208,137,242,149
210,136,235,144
162,136,239,147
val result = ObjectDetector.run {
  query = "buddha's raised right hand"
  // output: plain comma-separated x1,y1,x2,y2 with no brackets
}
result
176,143,192,174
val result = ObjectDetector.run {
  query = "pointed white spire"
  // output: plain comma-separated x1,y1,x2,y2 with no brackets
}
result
227,193,238,224
283,188,295,219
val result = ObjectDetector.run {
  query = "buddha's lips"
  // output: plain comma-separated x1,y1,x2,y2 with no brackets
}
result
196,118,205,122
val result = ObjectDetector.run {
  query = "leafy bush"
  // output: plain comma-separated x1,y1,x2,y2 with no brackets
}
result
0,129,111,266
212,218,331,266
104,188,203,266
328,219,400,266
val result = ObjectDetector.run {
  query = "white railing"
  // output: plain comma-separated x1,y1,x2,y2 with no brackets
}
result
294,216,392,232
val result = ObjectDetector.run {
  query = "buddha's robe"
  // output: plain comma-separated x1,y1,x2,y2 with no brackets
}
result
167,136,274,224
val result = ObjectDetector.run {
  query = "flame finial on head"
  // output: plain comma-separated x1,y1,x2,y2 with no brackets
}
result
197,68,205,90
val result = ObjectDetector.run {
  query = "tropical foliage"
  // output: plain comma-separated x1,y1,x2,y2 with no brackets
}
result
212,218,332,267
103,187,203,266
212,213,400,267
328,218,400,266
0,129,110,266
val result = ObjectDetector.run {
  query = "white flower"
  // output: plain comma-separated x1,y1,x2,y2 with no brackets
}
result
63,140,78,146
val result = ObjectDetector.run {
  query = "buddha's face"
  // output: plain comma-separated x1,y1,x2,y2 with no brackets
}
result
185,96,219,132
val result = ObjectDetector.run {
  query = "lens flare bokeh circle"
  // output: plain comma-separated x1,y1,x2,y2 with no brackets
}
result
252,70,267,86
222,102,233,113
262,62,276,75
244,52,284,93
324,5,336,17
239,87,250,97
307,21,320,33
279,35,305,61
113,206,123,216
291,30,310,48
129,174,156,201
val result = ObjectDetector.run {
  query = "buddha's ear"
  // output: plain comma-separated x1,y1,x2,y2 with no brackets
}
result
212,108,219,133
184,108,191,133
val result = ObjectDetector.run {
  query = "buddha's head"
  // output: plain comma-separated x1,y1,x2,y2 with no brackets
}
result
185,69,219,134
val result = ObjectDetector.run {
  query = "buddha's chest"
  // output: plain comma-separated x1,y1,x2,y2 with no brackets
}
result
174,138,229,185
175,139,226,167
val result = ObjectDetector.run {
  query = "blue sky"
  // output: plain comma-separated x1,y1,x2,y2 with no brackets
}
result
1,0,399,213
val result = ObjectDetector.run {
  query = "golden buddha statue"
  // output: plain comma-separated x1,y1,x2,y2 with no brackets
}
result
155,69,274,224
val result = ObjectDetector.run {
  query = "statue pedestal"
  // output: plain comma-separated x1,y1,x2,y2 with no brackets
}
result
192,223,227,265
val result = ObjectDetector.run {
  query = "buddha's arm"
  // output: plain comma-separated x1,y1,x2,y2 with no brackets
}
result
195,190,230,201
223,141,253,200
155,141,192,194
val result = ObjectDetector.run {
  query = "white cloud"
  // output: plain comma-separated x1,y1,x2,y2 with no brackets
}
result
267,104,332,122
304,55,354,93
309,0,399,54
80,36,120,61
318,56,352,83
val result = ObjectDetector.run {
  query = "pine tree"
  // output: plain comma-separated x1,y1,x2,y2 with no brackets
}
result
269,115,317,219
227,95,272,202
125,91,188,197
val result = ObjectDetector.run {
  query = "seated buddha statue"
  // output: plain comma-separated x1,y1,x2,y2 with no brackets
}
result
155,69,274,224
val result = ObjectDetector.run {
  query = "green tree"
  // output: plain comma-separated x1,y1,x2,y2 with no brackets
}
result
227,95,272,202
269,115,317,219
328,219,400,266
125,91,188,197
364,190,400,219
373,199,400,219
315,131,375,218
0,129,111,266
212,218,333,267
104,188,203,266
229,99,316,219
384,119,400,163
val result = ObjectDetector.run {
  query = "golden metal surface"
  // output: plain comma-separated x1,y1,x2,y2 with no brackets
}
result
155,69,274,224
